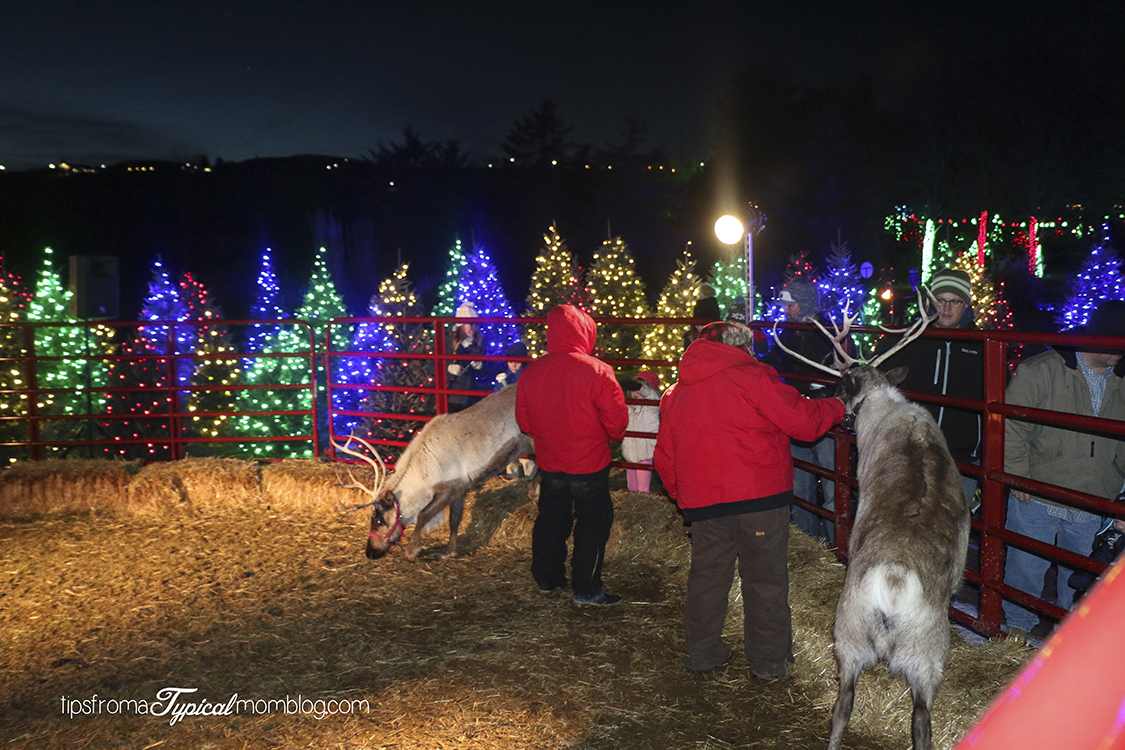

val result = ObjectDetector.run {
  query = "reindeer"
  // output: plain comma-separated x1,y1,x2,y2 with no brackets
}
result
773,292,971,750
333,384,536,560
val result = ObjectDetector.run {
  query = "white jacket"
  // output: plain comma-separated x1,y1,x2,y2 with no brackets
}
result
623,381,661,463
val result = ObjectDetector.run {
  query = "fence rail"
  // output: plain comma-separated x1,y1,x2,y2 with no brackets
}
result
0,314,1122,641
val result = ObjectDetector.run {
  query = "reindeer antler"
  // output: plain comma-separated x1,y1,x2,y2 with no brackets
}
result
771,301,861,377
867,286,940,369
330,433,388,517
768,289,938,376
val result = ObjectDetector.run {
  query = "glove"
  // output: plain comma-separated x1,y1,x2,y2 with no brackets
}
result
459,339,473,350
447,363,462,376
470,360,482,370
496,372,508,384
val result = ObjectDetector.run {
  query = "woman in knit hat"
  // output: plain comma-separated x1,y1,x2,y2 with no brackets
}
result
447,301,487,412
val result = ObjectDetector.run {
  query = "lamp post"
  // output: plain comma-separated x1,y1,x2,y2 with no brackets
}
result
715,204,766,323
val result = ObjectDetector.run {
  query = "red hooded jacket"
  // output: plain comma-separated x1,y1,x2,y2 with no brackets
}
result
655,338,844,513
516,306,629,474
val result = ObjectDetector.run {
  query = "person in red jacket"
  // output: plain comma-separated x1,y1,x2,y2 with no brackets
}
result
516,305,629,605
655,321,845,678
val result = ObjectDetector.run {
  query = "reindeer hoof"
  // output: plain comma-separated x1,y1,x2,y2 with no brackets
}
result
404,545,421,561
439,550,458,560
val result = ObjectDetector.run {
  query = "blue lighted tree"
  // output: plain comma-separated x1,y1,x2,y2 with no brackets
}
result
818,238,867,326
102,258,188,459
1057,243,1123,331
246,248,287,360
458,243,521,355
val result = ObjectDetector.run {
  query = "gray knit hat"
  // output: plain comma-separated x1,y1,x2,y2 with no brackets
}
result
772,279,820,321
930,269,972,303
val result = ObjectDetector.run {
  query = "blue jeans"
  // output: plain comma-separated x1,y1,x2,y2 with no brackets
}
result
791,435,835,545
1002,493,1100,631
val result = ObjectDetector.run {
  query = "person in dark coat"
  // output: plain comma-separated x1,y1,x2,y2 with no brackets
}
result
761,278,840,544
447,301,487,413
878,268,983,507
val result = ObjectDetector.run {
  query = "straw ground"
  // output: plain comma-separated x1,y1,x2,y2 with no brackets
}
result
0,459,1031,749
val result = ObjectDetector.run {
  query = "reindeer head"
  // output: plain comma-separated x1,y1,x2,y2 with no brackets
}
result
834,365,908,430
365,488,404,559
330,433,400,560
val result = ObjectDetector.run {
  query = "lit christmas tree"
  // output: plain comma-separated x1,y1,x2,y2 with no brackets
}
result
298,246,350,452
818,238,867,326
102,259,188,460
585,236,651,363
950,251,1013,330
783,249,816,282
246,248,287,361
178,272,240,449
431,238,469,318
0,262,27,463
641,249,700,386
357,264,435,460
235,246,348,458
458,243,521,356
1057,243,1124,330
523,224,585,355
707,255,762,322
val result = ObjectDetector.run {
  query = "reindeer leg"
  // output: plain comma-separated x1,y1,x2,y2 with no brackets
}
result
443,495,466,560
406,479,469,560
827,650,866,750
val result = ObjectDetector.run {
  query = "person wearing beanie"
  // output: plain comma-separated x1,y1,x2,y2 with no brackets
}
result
761,277,841,545
515,305,629,606
878,268,984,511
685,283,724,346
447,301,487,413
1002,299,1125,641
655,321,845,679
622,371,661,493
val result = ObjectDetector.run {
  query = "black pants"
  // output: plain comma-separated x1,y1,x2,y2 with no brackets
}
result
531,466,613,597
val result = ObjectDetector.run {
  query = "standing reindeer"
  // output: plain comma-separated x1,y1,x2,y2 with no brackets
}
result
334,384,536,560
774,293,971,750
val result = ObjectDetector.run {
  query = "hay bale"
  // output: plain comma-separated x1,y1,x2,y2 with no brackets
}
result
261,458,376,513
126,457,261,513
0,458,138,517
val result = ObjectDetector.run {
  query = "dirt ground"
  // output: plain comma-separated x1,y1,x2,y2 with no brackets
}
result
0,467,1030,749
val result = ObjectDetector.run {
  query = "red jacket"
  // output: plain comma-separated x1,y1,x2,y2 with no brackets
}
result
516,306,628,474
655,338,845,511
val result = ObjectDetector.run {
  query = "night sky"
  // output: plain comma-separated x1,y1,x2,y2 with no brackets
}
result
5,1,1121,172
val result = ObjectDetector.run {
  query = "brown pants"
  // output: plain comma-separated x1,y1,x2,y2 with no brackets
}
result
684,505,792,674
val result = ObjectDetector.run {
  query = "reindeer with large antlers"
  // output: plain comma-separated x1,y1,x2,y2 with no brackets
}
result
333,384,536,561
774,289,971,750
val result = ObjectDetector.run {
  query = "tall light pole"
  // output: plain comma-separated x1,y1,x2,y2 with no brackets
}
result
715,204,766,323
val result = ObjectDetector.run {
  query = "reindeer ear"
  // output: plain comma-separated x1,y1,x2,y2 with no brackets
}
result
886,366,909,386
377,489,397,510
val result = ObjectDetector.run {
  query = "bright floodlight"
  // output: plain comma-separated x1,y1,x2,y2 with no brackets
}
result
715,215,744,245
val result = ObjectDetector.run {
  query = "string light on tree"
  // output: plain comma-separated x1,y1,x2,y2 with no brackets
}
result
585,236,651,363
641,248,700,386
523,224,585,356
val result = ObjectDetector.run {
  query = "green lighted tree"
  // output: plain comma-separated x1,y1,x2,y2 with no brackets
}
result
585,236,650,363
26,247,110,452
431,238,469,318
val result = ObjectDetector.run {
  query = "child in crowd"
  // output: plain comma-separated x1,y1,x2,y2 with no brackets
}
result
623,371,661,492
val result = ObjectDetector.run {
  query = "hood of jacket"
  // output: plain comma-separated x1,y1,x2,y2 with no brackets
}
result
546,305,596,355
679,338,754,385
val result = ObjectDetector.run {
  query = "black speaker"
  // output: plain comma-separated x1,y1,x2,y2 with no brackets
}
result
69,255,119,320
